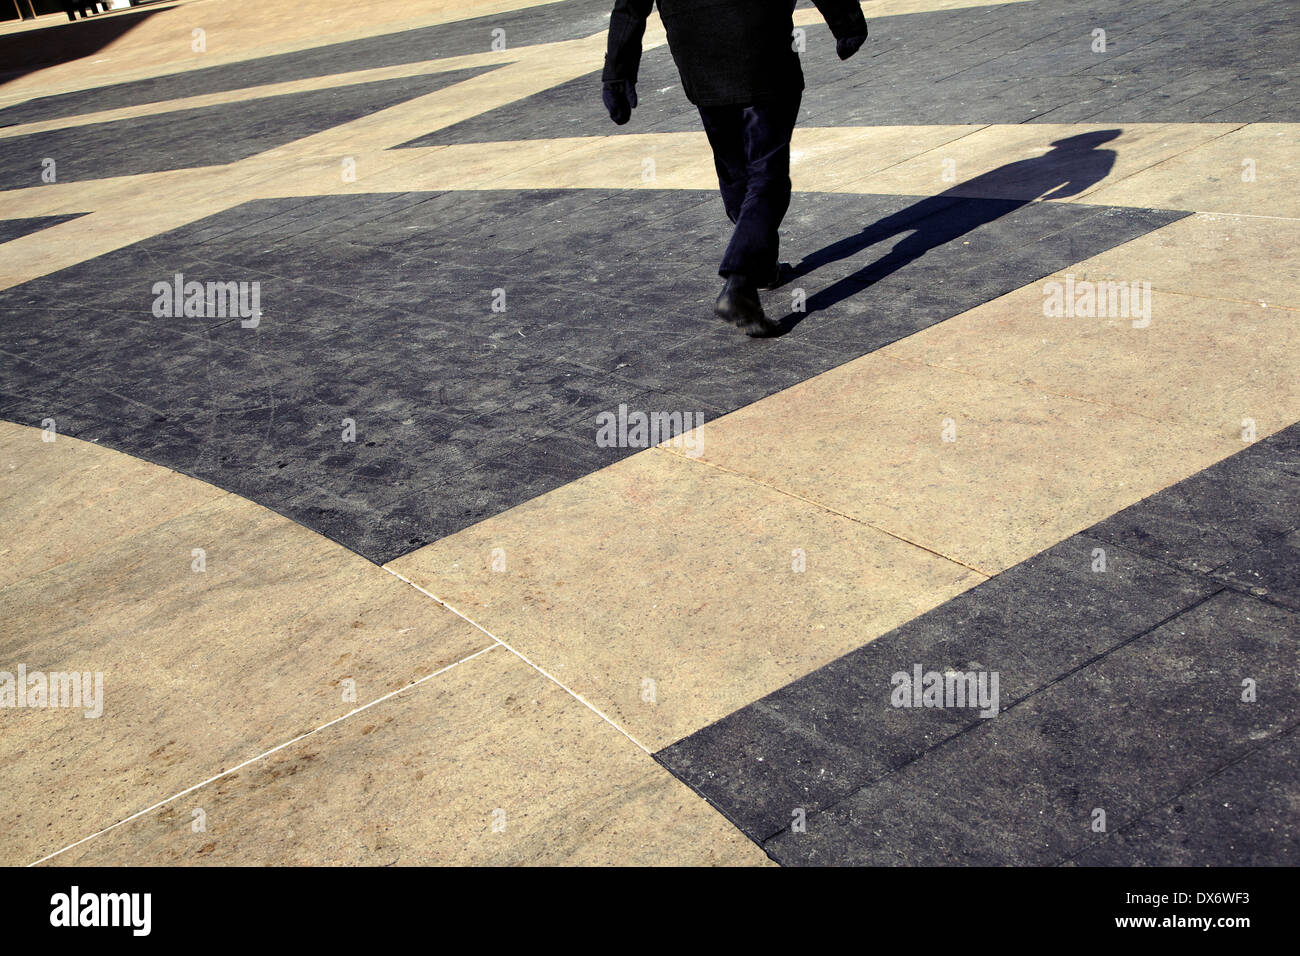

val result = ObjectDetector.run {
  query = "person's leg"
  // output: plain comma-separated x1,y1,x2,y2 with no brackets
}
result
696,103,748,225
718,91,801,282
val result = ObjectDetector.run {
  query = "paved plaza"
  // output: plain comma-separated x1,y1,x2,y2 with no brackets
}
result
0,0,1296,865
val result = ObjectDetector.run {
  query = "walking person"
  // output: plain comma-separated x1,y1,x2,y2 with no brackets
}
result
602,0,868,335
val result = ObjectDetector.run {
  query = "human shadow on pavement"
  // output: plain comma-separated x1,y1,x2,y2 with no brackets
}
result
765,129,1121,335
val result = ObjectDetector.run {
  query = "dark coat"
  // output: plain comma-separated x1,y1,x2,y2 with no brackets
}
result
603,0,867,107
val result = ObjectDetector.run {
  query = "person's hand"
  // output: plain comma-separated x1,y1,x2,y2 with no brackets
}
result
602,80,638,125
837,35,866,60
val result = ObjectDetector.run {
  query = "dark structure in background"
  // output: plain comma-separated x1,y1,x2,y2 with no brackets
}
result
62,2,110,22
0,3,167,84
3,0,145,22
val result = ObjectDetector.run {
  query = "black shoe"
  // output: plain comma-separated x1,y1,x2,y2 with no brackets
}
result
715,275,779,336
757,261,792,291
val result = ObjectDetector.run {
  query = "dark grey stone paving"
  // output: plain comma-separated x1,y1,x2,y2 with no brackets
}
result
1066,725,1298,866
0,0,612,129
1,0,1293,872
1089,425,1300,577
656,534,1223,843
0,188,1180,563
1212,532,1300,612
656,424,1300,865
0,214,84,245
405,0,1300,147
0,68,493,191
762,590,1297,866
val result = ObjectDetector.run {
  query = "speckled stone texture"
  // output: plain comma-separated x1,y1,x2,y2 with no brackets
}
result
0,189,1180,562
405,0,1300,147
657,424,1300,865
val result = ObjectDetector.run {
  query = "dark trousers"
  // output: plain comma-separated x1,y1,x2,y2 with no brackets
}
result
696,91,801,281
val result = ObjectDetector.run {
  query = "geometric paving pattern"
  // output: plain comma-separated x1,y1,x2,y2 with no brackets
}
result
0,213,83,244
0,69,495,190
0,188,1182,562
1,0,1296,867
408,0,1300,147
0,0,612,129
659,422,1300,863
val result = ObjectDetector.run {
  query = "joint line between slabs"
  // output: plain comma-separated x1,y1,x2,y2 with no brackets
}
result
875,352,1187,426
381,564,654,756
754,585,1232,848
825,124,994,189
25,642,500,868
1055,717,1300,867
1071,121,1249,201
654,447,990,576
1186,211,1300,223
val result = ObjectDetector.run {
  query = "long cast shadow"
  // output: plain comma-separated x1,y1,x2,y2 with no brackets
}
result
0,5,173,90
769,129,1121,334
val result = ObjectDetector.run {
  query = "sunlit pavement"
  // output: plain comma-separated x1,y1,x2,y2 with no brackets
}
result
0,0,1295,866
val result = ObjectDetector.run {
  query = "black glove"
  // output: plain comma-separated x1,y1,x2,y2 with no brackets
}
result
602,80,638,125
837,34,866,60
